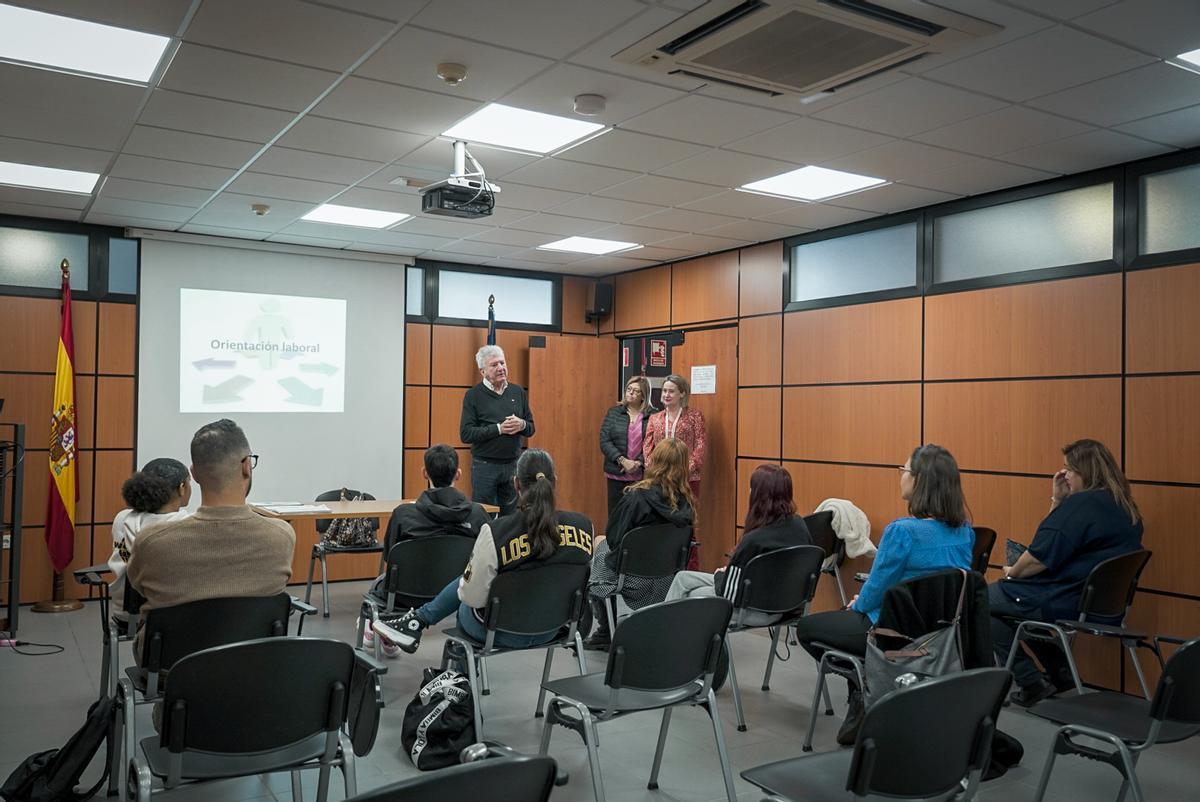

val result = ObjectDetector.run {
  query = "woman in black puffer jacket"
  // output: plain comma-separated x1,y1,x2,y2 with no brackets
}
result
599,375,655,519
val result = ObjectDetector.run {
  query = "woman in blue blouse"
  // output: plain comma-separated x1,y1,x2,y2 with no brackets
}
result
795,443,974,744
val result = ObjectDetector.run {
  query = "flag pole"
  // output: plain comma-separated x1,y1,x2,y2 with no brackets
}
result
33,259,83,613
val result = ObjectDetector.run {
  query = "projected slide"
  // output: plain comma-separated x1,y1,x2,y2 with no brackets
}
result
179,288,346,413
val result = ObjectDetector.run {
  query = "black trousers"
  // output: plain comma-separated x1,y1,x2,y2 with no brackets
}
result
472,458,518,517
987,583,1070,689
795,609,872,663
606,477,632,522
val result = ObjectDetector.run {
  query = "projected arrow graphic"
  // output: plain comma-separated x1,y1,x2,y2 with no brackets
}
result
203,375,254,403
299,362,339,376
279,377,323,406
193,358,236,371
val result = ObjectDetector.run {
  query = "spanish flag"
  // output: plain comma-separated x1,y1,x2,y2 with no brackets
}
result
45,260,77,573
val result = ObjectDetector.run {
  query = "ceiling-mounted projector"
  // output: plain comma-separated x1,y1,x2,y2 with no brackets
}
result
419,140,500,219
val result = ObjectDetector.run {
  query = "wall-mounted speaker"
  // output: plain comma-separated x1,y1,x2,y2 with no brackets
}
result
586,282,613,323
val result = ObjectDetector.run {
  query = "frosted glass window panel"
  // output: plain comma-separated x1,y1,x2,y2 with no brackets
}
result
1141,163,1200,255
437,270,554,325
406,266,423,316
0,227,88,290
109,237,138,294
790,223,917,303
934,184,1113,283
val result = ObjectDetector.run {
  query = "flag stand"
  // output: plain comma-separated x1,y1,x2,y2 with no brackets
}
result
32,572,82,612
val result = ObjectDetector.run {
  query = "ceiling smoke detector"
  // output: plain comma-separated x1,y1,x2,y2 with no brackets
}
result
436,62,468,86
250,203,270,216
573,93,606,116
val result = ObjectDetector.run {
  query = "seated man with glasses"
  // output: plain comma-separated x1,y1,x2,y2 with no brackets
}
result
127,418,295,663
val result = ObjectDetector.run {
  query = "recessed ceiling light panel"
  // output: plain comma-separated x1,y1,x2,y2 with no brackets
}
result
1171,47,1200,74
442,103,606,154
538,236,641,255
0,160,99,194
301,204,410,229
739,166,887,202
0,3,171,83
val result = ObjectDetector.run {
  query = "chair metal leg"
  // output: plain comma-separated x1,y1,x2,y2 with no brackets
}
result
480,655,491,695
108,687,123,797
132,758,152,802
1117,746,1145,802
535,646,555,718
1033,737,1060,802
120,680,136,798
727,640,747,732
704,689,739,802
340,732,358,799
605,596,617,640
579,706,607,802
291,770,304,802
1125,641,1152,700
304,548,318,606
462,643,485,740
648,708,672,789
320,551,330,618
762,625,783,690
316,762,331,802
574,630,588,674
833,571,848,607
538,698,556,755
803,665,827,752
821,682,834,715
99,629,111,703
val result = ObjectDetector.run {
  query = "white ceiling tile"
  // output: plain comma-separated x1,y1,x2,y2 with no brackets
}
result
250,146,384,184
0,185,89,209
629,245,693,263
190,193,315,231
430,239,526,257
894,0,1056,75
88,197,195,223
313,77,481,135
705,219,803,243
547,195,666,224
85,213,175,229
159,44,337,112
565,6,705,91
903,160,1057,196
0,201,80,221
564,254,659,275
483,182,583,212
1027,63,1200,127
138,90,294,143
595,175,724,206
822,184,960,214
1075,0,1200,57
99,178,213,207
588,223,691,245
1002,130,1173,173
326,187,421,214
500,63,686,126
122,126,261,169
813,78,1009,138
725,118,892,165
507,213,608,236
277,118,429,162
227,173,343,203
345,242,424,256
502,247,589,265
653,149,795,189
426,251,491,265
0,136,112,172
483,258,571,272
411,0,645,59
501,159,639,194
923,26,1154,102
913,107,1094,156
622,95,794,147
822,141,986,182
757,203,876,231
178,224,268,240
450,205,535,228
463,228,549,247
1116,104,1200,148
396,217,493,239
392,140,537,180
1002,0,1121,19
13,0,193,34
651,233,751,254
0,64,143,150
109,154,235,190
184,0,392,72
556,129,706,173
629,207,742,234
287,222,449,249
679,189,808,219
265,233,355,249
318,0,426,22
356,26,553,101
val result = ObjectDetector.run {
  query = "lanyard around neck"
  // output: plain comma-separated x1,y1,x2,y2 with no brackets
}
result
665,408,682,440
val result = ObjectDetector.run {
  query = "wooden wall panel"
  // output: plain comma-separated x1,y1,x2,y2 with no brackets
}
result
736,458,781,530
430,325,485,386
1126,262,1200,374
0,298,95,373
958,473,1050,552
671,252,739,326
1126,376,1200,484
925,378,1122,474
739,242,784,316
0,374,53,438
15,451,87,527
429,386,467,447
1122,592,1200,693
561,276,596,335
403,449,427,498
783,384,921,465
738,314,781,387
98,302,136,375
494,328,542,386
18,526,94,602
73,300,97,376
405,323,431,384
784,298,922,384
75,375,95,450
96,376,134,449
1131,483,1200,595
737,388,780,459
455,448,472,498
925,274,1122,379
76,451,93,526
92,450,133,524
403,386,430,449
614,266,670,333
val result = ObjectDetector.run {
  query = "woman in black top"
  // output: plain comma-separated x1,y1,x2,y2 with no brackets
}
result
665,463,811,625
990,439,1144,707
599,376,654,520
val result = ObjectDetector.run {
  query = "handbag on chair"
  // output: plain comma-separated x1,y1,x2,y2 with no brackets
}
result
320,488,377,548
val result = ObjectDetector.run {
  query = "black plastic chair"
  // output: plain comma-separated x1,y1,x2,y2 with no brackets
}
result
1005,549,1154,699
344,755,557,802
305,488,384,617
441,562,591,740
604,522,692,633
355,535,476,659
744,667,1011,801
804,510,848,606
128,637,386,802
539,596,738,802
971,526,997,574
73,563,144,702
725,544,826,732
1033,636,1200,802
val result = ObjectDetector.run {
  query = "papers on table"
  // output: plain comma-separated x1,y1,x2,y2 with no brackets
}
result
255,503,332,514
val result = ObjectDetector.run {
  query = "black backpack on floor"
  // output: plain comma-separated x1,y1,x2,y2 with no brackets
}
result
0,695,115,802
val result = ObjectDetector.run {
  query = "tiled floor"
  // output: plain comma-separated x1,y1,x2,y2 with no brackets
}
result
2,582,1197,801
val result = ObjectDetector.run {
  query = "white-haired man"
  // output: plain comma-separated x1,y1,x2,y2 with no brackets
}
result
459,344,535,516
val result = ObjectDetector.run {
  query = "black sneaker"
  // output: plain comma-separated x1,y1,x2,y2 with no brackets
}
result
373,610,425,653
1009,678,1055,708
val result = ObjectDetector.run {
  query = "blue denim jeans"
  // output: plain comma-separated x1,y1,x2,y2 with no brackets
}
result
471,458,518,517
418,578,560,649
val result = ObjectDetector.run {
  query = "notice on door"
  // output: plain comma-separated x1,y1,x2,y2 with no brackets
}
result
691,365,716,395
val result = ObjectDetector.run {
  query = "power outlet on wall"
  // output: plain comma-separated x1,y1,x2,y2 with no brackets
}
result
1,534,10,549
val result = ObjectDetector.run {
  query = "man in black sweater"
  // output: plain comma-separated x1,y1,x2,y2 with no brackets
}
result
459,345,535,516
